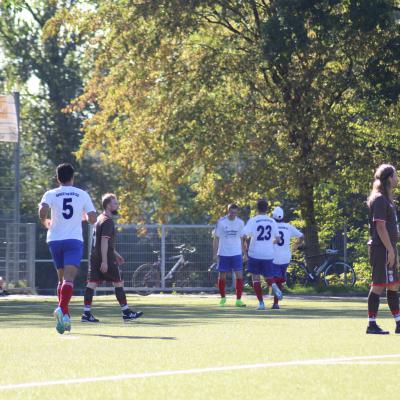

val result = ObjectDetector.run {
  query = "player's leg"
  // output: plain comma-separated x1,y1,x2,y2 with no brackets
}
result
217,256,228,305
248,258,263,309
113,281,143,322
264,261,282,303
48,241,64,302
56,269,64,302
387,283,400,333
48,241,66,334
81,281,100,323
233,256,245,307
367,245,389,334
272,263,287,309
58,240,84,332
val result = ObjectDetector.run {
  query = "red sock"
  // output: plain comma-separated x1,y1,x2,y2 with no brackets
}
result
57,282,62,302
253,281,263,302
266,278,275,286
59,280,73,315
235,278,243,300
218,278,226,298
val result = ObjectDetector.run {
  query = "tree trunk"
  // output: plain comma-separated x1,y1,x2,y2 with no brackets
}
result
298,180,320,270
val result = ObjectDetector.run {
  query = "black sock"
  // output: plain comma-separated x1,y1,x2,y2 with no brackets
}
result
368,291,380,325
387,290,400,317
115,286,128,310
84,287,94,312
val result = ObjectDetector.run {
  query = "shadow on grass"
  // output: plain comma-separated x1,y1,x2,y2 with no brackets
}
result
73,332,176,340
0,296,374,330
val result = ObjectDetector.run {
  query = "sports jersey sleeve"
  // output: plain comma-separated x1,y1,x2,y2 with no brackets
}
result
83,192,96,213
290,225,303,238
372,196,388,222
39,191,53,207
101,219,114,238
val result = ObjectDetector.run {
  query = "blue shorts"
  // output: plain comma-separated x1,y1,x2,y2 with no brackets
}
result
48,239,84,269
217,255,243,272
247,257,273,277
272,263,289,280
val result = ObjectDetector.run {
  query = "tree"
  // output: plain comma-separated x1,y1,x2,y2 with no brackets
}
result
71,1,400,258
0,0,117,215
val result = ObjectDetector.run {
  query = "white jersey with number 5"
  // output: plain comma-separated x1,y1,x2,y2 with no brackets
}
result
242,214,279,260
273,222,303,265
40,185,96,243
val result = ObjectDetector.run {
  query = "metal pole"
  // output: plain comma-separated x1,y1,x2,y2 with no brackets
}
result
27,223,36,291
13,92,20,224
161,224,166,289
343,222,348,285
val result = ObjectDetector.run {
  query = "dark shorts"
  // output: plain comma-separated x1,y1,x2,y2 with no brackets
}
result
247,257,273,277
88,259,123,283
48,239,83,269
272,263,289,282
217,255,243,272
369,245,400,286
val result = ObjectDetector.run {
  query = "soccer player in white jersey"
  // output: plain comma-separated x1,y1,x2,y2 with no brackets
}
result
242,199,281,310
39,163,97,334
271,206,304,309
213,203,247,307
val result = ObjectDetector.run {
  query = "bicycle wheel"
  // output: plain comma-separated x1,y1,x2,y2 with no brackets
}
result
286,261,310,288
323,262,356,288
132,263,161,295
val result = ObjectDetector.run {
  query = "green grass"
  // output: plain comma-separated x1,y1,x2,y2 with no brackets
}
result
0,294,399,400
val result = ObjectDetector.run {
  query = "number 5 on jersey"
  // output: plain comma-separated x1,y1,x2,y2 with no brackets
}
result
62,198,74,219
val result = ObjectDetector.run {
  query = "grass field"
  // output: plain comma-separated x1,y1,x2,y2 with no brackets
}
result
1,293,399,400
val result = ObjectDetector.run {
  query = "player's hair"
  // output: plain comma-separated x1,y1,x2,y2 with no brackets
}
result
227,203,239,211
257,198,268,213
367,164,396,206
56,163,74,184
102,193,117,210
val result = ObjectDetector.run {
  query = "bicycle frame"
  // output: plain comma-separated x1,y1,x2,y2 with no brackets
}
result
164,254,185,280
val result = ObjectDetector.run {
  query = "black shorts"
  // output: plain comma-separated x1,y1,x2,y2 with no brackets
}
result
87,260,123,283
368,245,399,286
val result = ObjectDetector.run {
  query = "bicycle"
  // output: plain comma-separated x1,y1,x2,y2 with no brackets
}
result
132,244,196,294
286,248,356,289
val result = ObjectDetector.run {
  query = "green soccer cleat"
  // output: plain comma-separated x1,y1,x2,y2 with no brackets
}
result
54,307,65,334
63,314,71,332
235,299,246,307
219,297,227,307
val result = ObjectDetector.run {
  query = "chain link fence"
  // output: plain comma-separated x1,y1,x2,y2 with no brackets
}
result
95,224,224,293
0,223,35,291
30,222,354,293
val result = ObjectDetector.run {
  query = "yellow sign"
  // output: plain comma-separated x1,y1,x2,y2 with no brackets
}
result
0,95,18,142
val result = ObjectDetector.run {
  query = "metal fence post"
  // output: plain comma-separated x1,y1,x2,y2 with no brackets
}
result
27,223,36,290
161,224,166,289
343,223,348,264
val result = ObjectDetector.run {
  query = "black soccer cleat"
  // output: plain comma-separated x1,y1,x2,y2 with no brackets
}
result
81,312,100,323
395,322,400,334
366,324,389,335
123,310,143,322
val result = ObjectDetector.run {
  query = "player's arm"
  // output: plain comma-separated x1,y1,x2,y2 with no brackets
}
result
114,250,125,265
241,236,248,262
212,236,219,262
100,236,109,273
376,221,396,267
293,235,304,250
38,203,51,229
83,211,97,224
